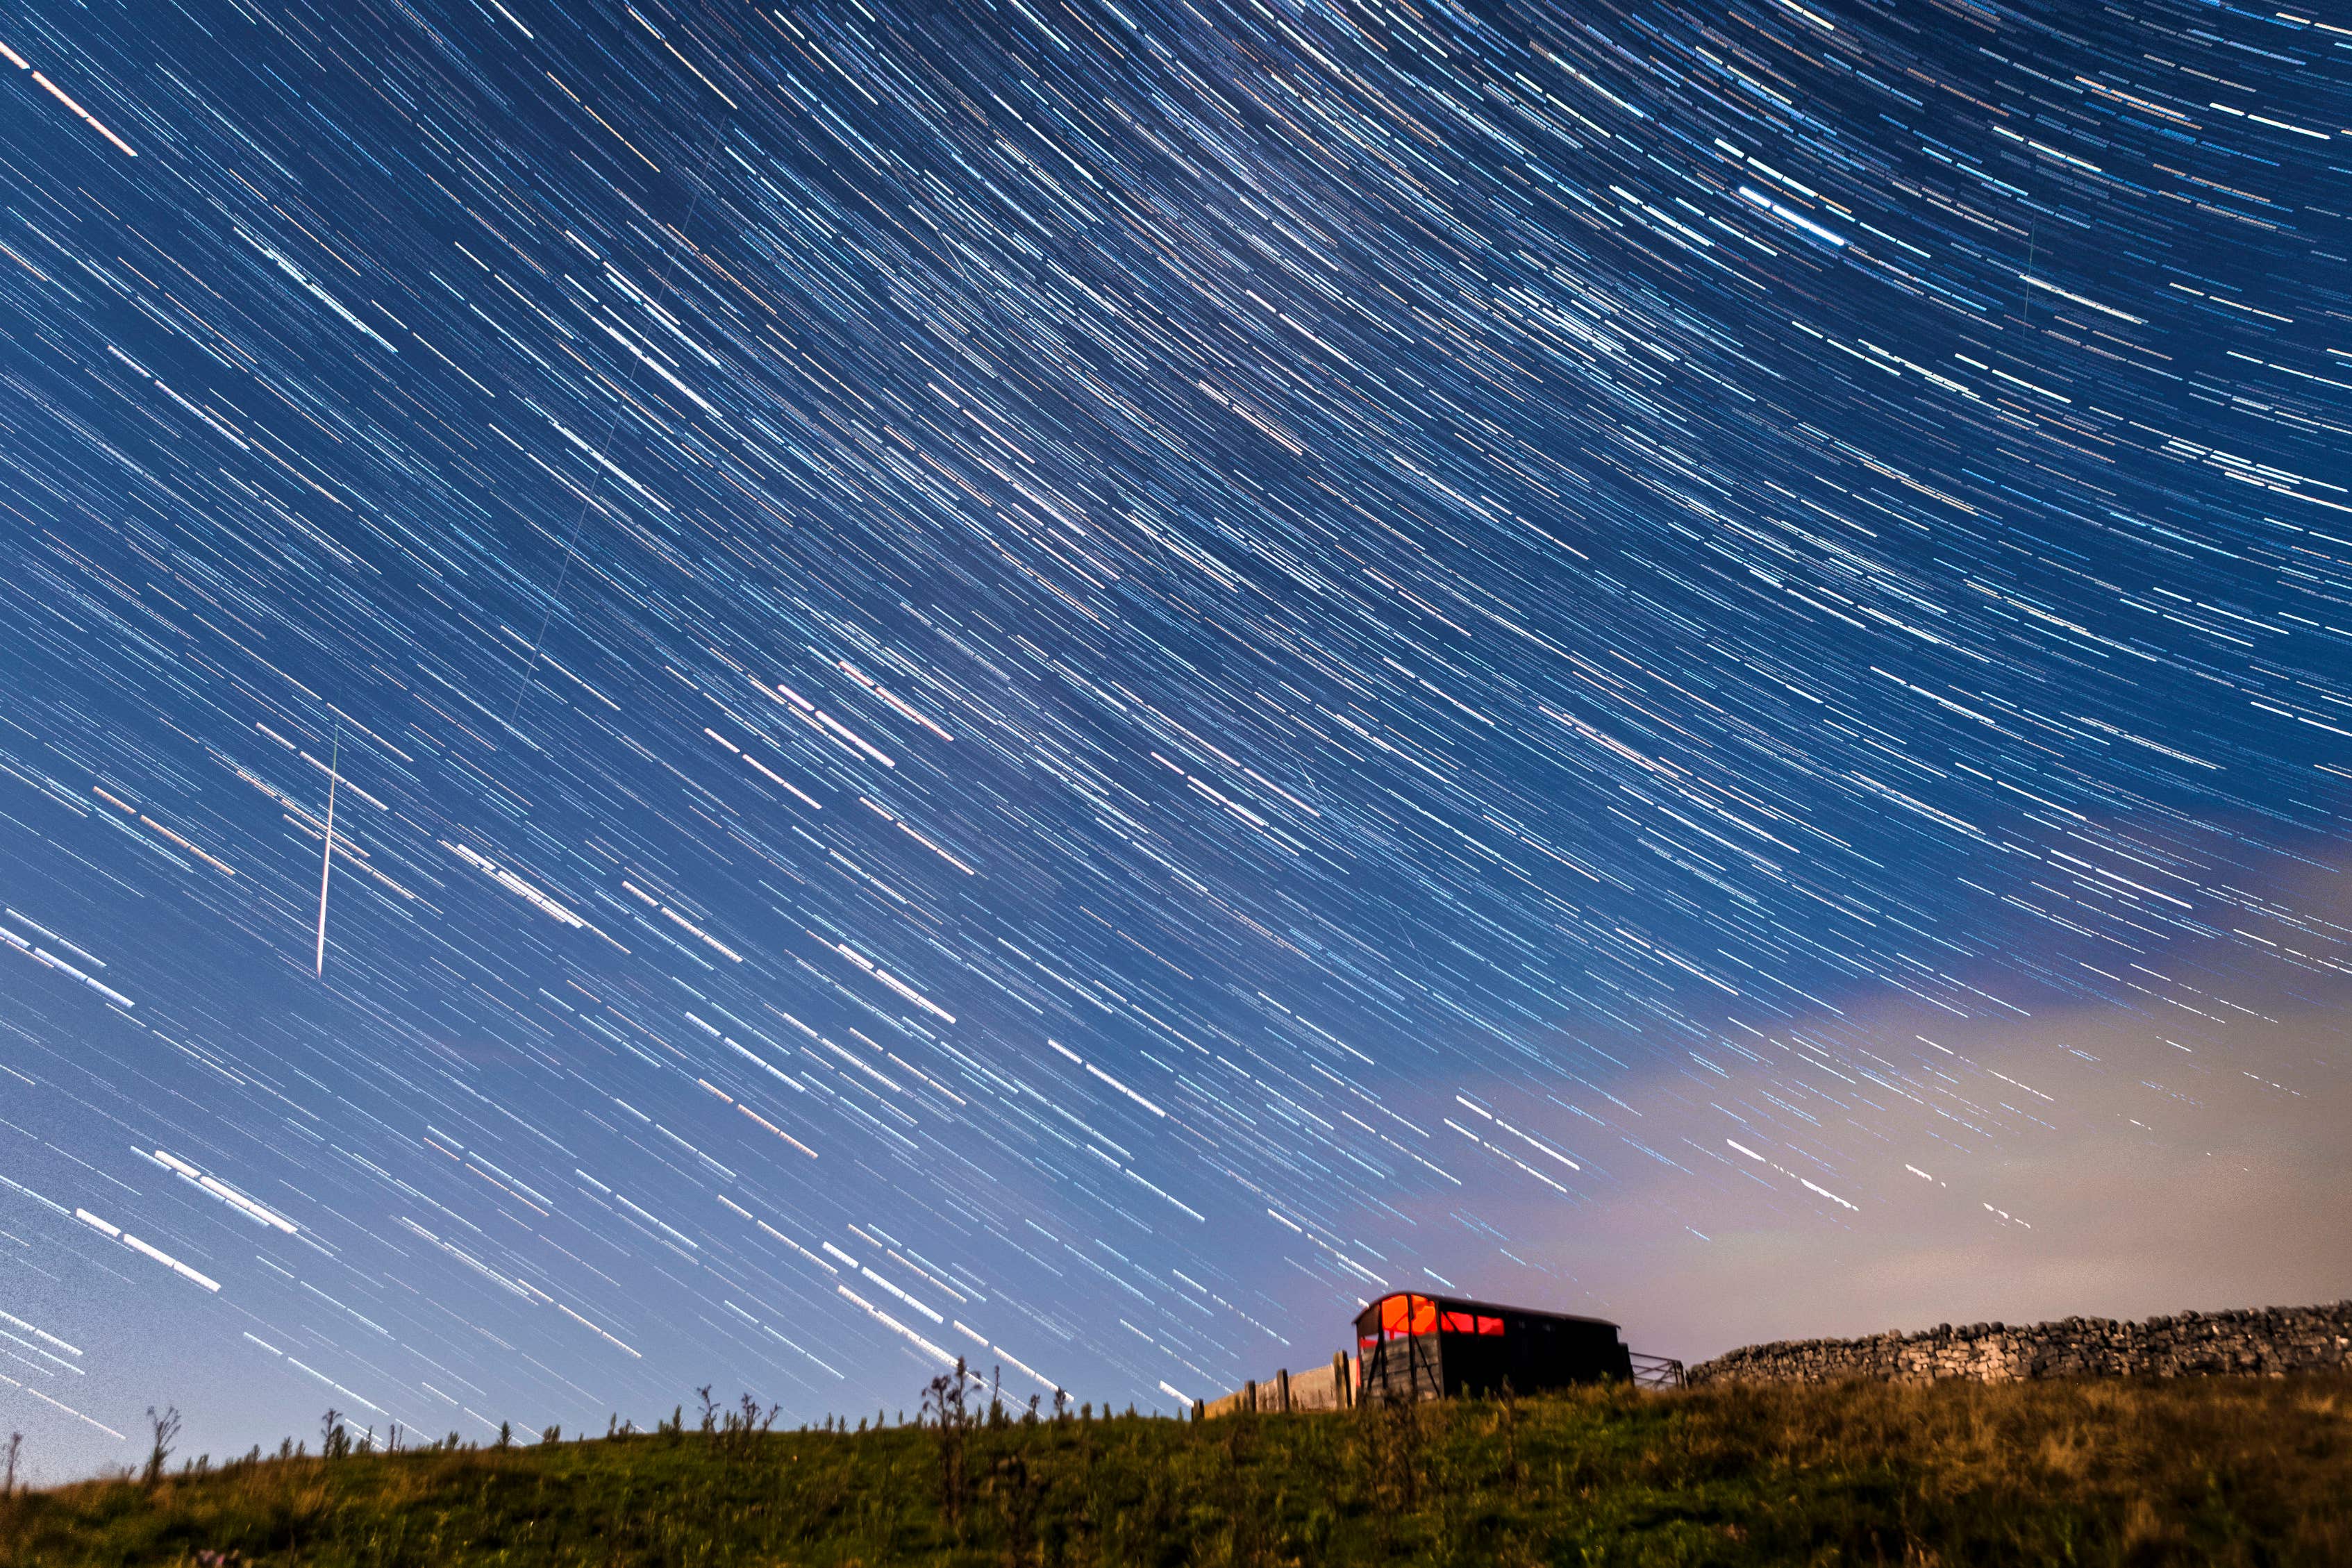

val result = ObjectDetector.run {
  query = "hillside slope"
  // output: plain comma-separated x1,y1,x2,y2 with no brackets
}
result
4,1374,2348,1565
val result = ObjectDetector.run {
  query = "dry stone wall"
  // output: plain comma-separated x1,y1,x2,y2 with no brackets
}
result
1686,1301,2352,1387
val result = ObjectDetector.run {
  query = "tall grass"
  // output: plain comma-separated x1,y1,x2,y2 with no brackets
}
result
1,1371,2345,1565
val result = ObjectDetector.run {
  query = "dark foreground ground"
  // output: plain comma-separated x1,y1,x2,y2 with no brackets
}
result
3,1373,2349,1565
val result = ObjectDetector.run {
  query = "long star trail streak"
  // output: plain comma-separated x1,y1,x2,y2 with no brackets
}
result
508,122,728,729
0,0,2345,1471
312,727,337,981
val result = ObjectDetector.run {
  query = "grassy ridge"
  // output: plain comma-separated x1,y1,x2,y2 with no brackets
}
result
3,1374,2349,1565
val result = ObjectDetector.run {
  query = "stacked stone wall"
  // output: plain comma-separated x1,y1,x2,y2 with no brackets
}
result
1685,1301,2352,1387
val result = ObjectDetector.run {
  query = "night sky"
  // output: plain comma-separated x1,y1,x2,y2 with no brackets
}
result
2,0,2349,1478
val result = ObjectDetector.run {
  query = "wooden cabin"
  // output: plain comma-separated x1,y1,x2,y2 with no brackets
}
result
1354,1291,1633,1402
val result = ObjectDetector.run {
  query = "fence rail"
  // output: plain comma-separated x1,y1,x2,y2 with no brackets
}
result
1628,1351,1685,1390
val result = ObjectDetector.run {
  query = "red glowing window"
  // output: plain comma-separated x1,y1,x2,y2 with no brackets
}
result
1439,1310,1476,1335
1378,1294,1438,1338
1477,1315,1506,1336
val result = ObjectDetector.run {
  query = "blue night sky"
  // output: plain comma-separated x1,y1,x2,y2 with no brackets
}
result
1,0,2348,1478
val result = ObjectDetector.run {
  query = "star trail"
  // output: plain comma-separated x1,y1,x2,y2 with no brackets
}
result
1,0,2349,1474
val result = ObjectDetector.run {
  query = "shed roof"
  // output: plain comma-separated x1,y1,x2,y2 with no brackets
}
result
1359,1290,1619,1332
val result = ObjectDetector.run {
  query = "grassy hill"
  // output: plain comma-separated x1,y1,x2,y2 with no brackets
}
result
3,1373,2348,1565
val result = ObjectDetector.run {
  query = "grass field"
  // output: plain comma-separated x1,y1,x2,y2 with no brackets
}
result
3,1371,2348,1565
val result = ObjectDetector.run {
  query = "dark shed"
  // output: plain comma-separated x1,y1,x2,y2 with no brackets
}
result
1354,1292,1633,1401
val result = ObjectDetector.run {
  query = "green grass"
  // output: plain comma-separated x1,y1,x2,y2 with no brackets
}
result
5,1374,2349,1565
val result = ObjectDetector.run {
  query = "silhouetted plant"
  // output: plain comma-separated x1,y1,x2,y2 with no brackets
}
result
142,1407,180,1489
921,1357,975,1529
